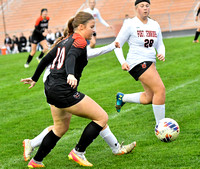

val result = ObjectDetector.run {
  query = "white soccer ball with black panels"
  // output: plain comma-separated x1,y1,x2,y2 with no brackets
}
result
155,118,180,142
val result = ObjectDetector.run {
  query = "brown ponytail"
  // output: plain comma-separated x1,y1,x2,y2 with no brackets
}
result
67,17,75,36
49,12,94,51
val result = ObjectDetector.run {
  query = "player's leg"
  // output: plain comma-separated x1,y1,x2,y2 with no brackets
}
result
23,125,53,161
66,95,108,166
193,27,200,43
100,124,136,155
24,43,37,68
139,63,165,125
115,62,153,112
37,39,49,62
28,108,71,168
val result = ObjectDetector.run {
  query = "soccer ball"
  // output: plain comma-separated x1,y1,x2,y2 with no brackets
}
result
155,118,180,142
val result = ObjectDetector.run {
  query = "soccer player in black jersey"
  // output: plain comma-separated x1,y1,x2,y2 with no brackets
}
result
24,8,49,68
194,3,200,43
21,11,127,168
22,28,136,163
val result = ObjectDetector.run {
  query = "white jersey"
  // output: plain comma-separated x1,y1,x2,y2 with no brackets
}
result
84,8,109,28
114,16,165,70
43,42,116,82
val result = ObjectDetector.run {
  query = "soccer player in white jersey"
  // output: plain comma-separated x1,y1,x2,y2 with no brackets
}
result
84,0,112,48
23,28,136,162
114,0,166,126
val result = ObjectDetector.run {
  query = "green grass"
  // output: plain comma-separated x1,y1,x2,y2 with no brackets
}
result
0,36,200,169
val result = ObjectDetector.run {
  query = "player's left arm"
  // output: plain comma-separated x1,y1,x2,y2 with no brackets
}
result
96,9,110,28
155,25,165,61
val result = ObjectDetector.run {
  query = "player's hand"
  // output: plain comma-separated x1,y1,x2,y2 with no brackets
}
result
157,54,165,61
108,25,113,29
67,74,77,89
195,16,198,22
122,62,130,71
20,78,36,89
114,42,120,48
42,29,48,37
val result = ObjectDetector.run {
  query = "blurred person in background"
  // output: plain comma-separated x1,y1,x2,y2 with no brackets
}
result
193,2,200,43
46,29,55,45
19,33,27,52
24,8,49,68
27,31,33,52
11,35,19,54
55,28,62,39
84,0,112,48
4,34,12,53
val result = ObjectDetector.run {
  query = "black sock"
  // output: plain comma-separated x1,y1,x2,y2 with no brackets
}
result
75,121,103,152
26,54,33,64
34,130,60,162
194,31,200,40
38,51,44,59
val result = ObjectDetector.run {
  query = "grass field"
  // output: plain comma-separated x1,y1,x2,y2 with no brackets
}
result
0,36,200,169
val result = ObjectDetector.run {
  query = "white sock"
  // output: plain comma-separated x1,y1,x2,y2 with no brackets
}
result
99,126,119,154
30,127,49,148
152,104,165,125
122,92,142,103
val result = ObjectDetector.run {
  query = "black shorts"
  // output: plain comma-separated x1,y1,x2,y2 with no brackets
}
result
129,61,153,81
31,32,46,44
44,85,85,108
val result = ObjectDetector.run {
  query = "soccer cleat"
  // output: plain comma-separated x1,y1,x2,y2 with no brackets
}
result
193,40,199,43
24,63,29,68
36,57,41,63
68,149,93,167
28,159,45,168
113,141,136,155
23,139,34,161
115,92,125,112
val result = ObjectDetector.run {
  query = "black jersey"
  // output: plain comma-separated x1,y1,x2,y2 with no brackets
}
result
33,16,50,35
32,33,88,86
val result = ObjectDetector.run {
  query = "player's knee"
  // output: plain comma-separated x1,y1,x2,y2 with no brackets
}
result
54,125,68,137
159,84,165,98
141,92,153,104
30,50,36,56
43,46,48,53
100,113,108,126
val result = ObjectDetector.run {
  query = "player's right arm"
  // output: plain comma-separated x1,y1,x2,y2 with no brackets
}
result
114,21,131,71
21,48,57,88
65,37,87,89
87,42,120,58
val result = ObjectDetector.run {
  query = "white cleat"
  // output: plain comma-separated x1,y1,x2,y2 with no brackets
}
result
23,139,34,161
113,141,136,155
36,57,41,63
24,63,29,68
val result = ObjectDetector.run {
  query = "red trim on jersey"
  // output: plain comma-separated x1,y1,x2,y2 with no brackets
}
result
72,33,87,49
35,16,50,26
35,16,43,26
